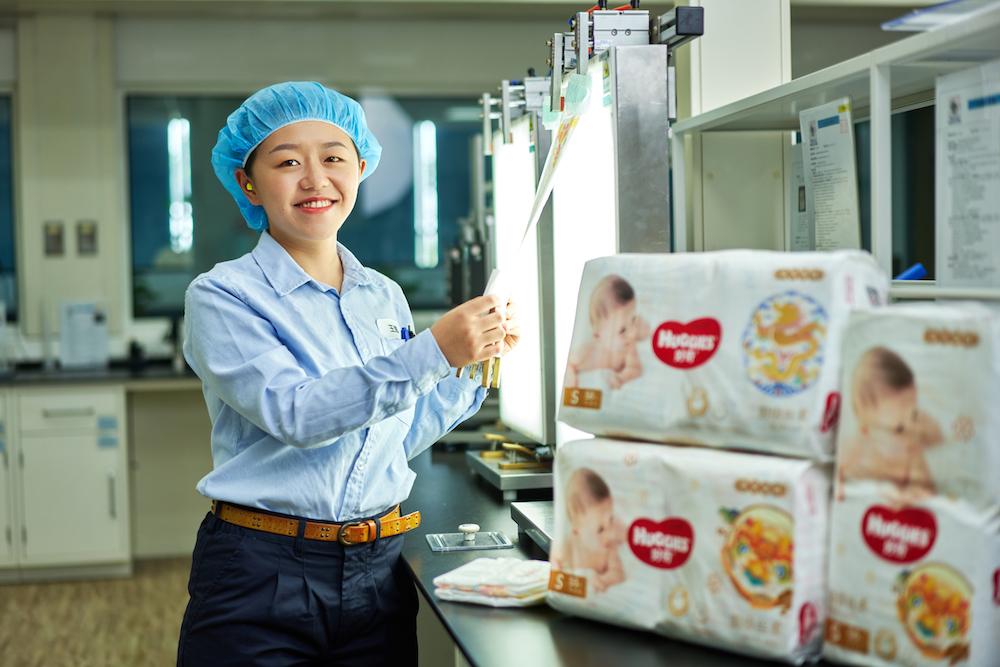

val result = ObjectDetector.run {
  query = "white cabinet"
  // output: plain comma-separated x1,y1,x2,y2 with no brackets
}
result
19,432,127,565
0,396,13,567
0,386,129,572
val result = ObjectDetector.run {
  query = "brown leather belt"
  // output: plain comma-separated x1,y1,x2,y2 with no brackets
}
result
212,501,420,546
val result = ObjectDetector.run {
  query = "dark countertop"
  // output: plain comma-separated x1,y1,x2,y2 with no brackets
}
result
0,361,200,389
402,448,805,667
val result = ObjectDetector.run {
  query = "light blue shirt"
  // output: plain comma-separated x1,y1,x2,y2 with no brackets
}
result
184,231,487,521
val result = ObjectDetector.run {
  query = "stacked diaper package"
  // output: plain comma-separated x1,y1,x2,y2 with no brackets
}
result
558,250,888,461
824,304,1000,667
547,250,890,664
548,439,829,663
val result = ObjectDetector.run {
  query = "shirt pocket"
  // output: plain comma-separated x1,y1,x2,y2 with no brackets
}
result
379,333,406,357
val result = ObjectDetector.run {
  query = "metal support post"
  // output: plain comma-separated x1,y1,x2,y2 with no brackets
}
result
671,130,687,251
870,63,893,277
608,46,671,252
575,12,589,75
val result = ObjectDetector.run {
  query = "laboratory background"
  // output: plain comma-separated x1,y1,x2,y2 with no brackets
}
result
0,0,998,665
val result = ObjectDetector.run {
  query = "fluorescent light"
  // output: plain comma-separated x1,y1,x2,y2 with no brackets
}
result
413,120,439,268
167,117,193,254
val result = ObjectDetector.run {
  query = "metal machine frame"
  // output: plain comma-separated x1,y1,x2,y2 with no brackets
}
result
469,4,704,502
604,44,671,253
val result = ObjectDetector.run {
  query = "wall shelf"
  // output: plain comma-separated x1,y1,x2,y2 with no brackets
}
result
670,2,1000,301
672,2,1000,134
890,281,1000,301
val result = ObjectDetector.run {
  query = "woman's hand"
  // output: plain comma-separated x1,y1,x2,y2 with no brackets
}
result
500,298,521,355
430,295,506,368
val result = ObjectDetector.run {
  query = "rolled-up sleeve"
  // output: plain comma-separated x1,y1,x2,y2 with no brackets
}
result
184,275,451,449
402,378,488,460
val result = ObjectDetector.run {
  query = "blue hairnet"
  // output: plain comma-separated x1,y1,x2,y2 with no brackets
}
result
211,81,382,232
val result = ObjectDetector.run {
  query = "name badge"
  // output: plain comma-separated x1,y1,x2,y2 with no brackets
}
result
377,318,401,339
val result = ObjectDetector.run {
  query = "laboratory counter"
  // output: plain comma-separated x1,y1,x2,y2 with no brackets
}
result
403,448,826,667
0,360,201,391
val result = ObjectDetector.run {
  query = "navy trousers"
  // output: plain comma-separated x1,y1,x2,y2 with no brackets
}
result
177,510,419,666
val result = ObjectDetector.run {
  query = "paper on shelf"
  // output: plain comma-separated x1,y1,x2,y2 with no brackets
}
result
799,98,862,252
935,58,1000,290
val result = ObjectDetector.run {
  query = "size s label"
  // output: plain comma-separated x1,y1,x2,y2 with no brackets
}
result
549,570,588,598
563,387,602,410
825,618,870,654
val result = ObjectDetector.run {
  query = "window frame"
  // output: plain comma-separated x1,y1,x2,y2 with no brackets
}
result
0,87,19,323
124,90,258,324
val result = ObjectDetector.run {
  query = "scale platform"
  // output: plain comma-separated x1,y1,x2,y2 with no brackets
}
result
465,450,552,501
510,500,554,555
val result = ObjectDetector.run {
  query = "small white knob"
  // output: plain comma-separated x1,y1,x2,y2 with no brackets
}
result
459,523,480,542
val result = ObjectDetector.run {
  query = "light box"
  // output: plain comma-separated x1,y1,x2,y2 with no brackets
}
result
551,65,616,446
493,115,551,445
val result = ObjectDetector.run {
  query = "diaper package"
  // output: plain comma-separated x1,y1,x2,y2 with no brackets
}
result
825,303,1000,666
547,438,830,664
557,250,888,460
825,492,1000,666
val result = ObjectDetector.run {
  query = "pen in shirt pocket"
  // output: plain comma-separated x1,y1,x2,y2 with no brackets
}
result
400,325,415,341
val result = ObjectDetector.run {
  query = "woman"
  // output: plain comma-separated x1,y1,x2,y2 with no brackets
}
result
177,81,519,666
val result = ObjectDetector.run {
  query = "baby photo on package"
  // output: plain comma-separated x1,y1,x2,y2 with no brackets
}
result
835,303,1000,509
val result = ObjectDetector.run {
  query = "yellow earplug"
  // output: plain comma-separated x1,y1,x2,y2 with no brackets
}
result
245,182,254,191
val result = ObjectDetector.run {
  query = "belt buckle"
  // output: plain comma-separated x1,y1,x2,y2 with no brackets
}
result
337,519,373,546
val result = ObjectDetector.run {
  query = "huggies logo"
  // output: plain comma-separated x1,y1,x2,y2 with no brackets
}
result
734,479,788,497
652,318,721,369
924,329,980,347
628,517,694,569
774,268,825,281
862,506,937,564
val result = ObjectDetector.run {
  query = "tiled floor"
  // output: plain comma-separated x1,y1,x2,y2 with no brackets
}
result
0,558,191,667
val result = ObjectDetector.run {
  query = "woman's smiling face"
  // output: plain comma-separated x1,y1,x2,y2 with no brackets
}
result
237,120,366,246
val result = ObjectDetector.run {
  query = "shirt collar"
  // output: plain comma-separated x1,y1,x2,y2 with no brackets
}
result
251,231,378,297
